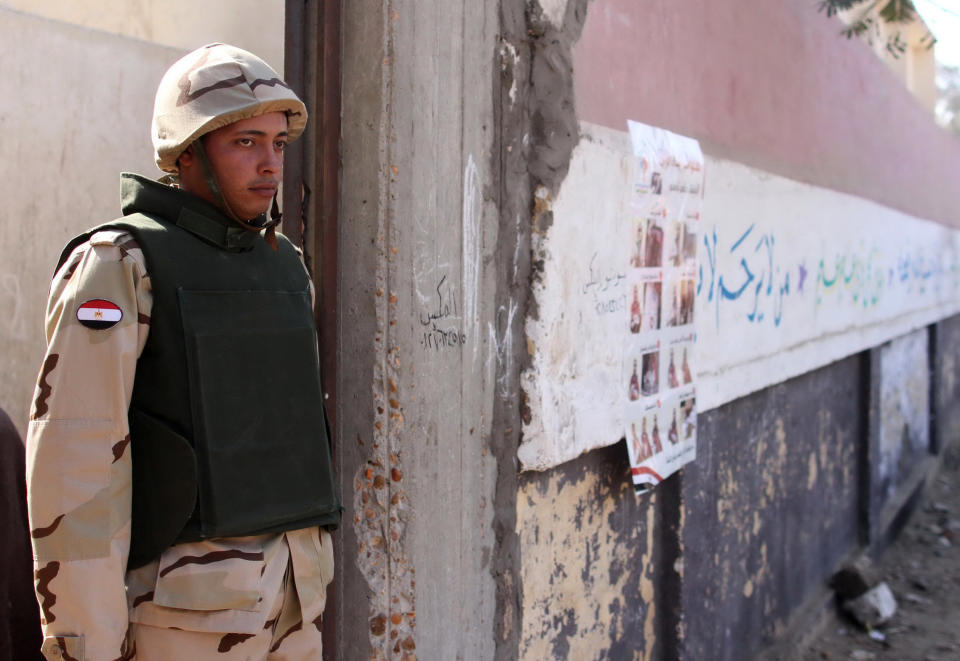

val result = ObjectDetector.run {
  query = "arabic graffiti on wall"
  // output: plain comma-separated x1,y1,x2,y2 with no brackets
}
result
582,252,628,316
698,222,960,333
419,274,468,351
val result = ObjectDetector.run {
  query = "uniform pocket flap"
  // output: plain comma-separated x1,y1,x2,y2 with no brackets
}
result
152,540,265,612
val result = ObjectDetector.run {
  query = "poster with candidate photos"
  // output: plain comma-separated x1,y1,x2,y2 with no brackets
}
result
624,120,703,495
662,335,695,392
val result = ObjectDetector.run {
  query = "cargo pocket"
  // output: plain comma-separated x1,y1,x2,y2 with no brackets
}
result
152,539,265,612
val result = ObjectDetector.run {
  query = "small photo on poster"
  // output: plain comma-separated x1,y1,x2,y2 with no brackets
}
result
641,349,659,396
629,121,671,200
631,153,661,199
663,274,682,328
627,356,642,402
626,407,663,464
665,403,682,446
665,338,694,387
679,397,697,441
644,214,665,269
629,218,645,268
663,276,695,328
628,283,643,334
663,345,685,390
666,220,685,268
625,415,646,464
681,224,698,275
650,171,663,195
641,282,661,331
626,419,646,464
647,409,664,455
679,278,695,326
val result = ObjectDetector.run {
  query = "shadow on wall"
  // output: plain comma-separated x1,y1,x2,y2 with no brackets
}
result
0,407,42,660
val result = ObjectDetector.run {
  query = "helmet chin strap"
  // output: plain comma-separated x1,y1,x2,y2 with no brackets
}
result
191,139,281,250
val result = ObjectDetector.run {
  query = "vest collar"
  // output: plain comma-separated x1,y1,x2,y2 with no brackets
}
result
120,173,262,252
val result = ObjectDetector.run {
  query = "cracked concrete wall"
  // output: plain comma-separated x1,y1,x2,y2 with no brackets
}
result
337,1,502,658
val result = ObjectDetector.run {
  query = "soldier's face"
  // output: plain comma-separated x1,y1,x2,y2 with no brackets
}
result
181,112,289,221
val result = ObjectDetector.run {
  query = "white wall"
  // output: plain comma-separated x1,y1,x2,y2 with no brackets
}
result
519,121,960,470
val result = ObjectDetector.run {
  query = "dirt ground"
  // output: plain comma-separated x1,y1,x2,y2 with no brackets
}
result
797,450,960,661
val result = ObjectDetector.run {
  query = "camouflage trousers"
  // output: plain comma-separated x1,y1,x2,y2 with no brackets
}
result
131,560,323,660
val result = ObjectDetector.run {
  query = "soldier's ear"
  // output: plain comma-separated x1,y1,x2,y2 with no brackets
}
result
177,145,195,169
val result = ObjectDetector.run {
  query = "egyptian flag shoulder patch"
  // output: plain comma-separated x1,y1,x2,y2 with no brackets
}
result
77,299,123,330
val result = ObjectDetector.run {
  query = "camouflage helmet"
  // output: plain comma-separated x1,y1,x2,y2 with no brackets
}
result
152,43,307,173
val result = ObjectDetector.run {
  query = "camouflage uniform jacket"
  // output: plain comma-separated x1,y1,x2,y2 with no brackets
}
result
25,185,334,661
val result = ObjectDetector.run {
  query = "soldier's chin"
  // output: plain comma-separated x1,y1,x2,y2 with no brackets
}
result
235,202,272,223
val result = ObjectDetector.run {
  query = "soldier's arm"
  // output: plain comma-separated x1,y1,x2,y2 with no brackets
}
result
25,230,151,661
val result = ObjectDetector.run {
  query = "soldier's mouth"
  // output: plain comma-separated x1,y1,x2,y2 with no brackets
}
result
249,184,278,197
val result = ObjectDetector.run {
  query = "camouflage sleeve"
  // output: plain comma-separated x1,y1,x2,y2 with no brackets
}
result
25,230,150,661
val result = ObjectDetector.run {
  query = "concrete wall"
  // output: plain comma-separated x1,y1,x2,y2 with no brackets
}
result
337,1,501,658
0,4,284,435
518,445,680,659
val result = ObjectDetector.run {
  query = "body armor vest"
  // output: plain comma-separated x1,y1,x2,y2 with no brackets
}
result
60,175,341,569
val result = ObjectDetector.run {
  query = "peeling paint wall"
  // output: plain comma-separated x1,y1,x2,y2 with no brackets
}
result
681,356,863,660
517,444,680,660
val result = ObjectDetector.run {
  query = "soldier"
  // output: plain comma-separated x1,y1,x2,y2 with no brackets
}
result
25,44,341,661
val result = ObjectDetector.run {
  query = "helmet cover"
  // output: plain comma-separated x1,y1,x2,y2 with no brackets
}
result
152,43,307,173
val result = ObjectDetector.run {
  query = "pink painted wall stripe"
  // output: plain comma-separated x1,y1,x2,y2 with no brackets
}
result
572,0,960,227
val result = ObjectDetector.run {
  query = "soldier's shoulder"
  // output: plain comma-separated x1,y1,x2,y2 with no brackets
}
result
60,229,148,279
88,228,137,250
